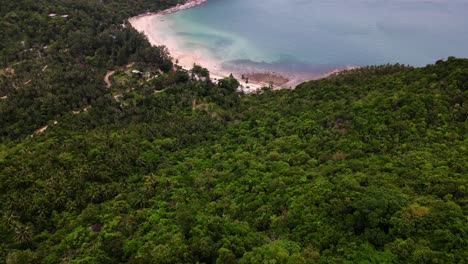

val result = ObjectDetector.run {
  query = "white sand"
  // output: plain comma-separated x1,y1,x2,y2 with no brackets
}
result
128,0,265,91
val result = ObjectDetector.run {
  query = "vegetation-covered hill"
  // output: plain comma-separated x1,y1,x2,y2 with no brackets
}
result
0,0,183,140
0,0,467,263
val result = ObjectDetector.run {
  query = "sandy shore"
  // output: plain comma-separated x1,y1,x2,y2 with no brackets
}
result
129,0,271,91
128,0,359,91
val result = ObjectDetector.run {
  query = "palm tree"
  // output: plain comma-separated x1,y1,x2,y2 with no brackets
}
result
2,211,18,229
14,224,33,244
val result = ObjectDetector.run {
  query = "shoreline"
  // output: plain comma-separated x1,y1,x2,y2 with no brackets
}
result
132,0,209,18
129,0,267,91
128,0,359,91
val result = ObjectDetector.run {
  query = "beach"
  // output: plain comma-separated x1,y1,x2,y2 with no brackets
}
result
129,0,309,91
128,0,361,91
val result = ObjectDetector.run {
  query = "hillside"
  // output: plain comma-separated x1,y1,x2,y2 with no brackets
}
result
1,0,467,263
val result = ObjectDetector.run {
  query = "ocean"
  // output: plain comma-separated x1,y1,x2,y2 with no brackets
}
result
155,0,468,78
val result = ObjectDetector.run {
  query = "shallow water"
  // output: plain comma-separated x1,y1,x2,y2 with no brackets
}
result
158,0,468,75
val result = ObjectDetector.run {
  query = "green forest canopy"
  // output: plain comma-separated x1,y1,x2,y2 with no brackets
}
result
0,0,467,263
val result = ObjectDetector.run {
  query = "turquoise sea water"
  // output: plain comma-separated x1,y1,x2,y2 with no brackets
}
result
161,0,468,75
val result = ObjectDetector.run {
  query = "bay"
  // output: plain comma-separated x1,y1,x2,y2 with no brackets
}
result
157,0,468,79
